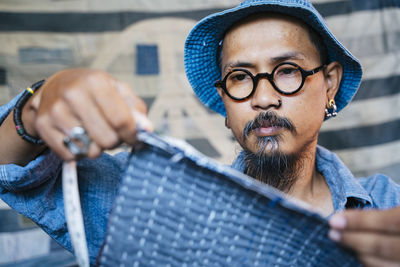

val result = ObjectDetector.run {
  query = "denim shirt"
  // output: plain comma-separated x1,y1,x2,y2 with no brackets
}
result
1,95,400,264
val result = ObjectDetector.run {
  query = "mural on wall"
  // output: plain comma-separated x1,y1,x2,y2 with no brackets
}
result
0,0,399,263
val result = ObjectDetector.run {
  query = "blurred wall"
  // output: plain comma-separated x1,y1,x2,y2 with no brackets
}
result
0,0,399,264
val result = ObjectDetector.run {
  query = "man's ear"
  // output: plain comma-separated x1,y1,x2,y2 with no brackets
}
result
216,86,224,98
324,61,343,101
215,86,231,128
225,116,231,129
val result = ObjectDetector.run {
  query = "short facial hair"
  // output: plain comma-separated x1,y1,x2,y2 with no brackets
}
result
241,111,305,193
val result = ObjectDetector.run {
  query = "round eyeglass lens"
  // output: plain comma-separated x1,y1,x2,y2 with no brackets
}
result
225,70,253,99
273,63,303,93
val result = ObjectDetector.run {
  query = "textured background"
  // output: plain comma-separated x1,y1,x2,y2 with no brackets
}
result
0,0,399,264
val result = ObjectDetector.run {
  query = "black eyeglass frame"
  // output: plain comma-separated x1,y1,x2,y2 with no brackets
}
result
215,62,325,101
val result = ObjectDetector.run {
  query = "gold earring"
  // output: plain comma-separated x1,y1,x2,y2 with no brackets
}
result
325,99,337,118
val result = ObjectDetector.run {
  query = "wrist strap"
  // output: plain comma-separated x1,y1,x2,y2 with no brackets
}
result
13,80,45,145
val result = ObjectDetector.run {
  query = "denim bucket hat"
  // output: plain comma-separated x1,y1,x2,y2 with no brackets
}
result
184,0,362,116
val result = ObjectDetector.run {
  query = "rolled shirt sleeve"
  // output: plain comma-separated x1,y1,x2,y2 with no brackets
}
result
0,95,128,264
0,92,62,192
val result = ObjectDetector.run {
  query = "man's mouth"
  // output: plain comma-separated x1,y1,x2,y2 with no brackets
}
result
254,125,283,136
253,119,285,137
242,111,296,140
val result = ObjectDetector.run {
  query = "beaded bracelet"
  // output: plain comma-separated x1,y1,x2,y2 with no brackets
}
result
13,80,45,145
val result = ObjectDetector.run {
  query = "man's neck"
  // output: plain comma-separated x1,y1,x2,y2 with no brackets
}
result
287,149,333,216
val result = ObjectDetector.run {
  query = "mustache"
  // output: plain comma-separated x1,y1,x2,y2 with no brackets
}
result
242,111,297,139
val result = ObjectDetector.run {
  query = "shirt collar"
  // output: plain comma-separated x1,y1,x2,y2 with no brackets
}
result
315,146,372,211
231,146,372,212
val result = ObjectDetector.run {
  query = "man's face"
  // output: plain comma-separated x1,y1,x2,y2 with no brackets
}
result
218,14,328,157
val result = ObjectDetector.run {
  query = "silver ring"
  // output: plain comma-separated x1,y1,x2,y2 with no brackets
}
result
63,126,91,157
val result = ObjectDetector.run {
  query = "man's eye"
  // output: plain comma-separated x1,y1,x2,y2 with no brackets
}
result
230,73,250,81
234,74,246,80
277,67,299,76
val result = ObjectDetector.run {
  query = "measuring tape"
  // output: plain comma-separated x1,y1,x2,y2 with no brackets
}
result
62,161,90,267
61,131,170,267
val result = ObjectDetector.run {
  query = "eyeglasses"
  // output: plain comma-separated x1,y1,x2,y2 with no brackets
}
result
215,62,325,101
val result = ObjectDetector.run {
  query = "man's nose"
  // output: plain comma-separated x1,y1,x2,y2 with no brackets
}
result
250,78,282,110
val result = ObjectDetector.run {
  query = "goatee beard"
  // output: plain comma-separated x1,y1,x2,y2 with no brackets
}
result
241,111,303,193
243,147,304,193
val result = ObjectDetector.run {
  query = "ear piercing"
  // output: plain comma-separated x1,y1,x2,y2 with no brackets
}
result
325,99,337,118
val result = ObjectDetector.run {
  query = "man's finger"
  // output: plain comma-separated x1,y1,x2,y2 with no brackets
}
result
37,103,104,161
116,81,147,113
36,115,77,161
62,90,120,149
329,229,400,261
359,255,400,267
85,74,138,145
116,81,153,131
329,207,400,233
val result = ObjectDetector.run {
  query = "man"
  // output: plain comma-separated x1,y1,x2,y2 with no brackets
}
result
0,0,399,265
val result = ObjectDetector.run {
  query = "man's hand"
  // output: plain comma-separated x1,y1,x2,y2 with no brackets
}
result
35,69,154,160
329,207,400,267
0,69,153,164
